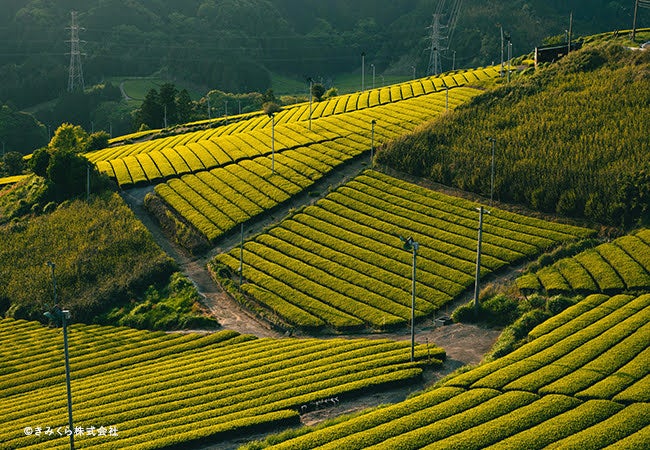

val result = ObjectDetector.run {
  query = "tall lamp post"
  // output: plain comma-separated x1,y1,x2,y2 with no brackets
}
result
500,25,505,77
487,137,496,206
398,235,419,362
307,77,313,131
361,52,366,91
370,119,376,168
270,112,276,174
239,223,244,290
44,262,74,450
445,86,449,111
473,207,490,318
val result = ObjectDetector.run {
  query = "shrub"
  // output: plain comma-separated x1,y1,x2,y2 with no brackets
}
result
547,295,577,315
29,147,51,177
483,294,520,325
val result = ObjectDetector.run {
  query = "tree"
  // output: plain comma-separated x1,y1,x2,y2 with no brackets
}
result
311,83,326,101
324,87,338,99
46,150,90,199
0,104,48,155
87,131,110,152
29,147,51,177
136,89,164,130
263,101,282,116
159,83,178,126
49,123,89,153
176,89,193,124
261,89,277,105
2,151,25,176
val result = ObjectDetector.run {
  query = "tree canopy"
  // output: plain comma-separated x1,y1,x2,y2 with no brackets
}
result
0,0,645,109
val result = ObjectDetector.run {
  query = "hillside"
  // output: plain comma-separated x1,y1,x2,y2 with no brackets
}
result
376,40,650,227
1,0,646,109
2,28,650,449
0,323,444,449
212,170,592,333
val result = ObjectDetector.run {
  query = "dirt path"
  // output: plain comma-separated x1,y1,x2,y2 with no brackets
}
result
121,160,512,450
119,81,132,101
120,156,372,338
121,187,280,337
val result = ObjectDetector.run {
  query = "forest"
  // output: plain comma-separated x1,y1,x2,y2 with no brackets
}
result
0,0,642,109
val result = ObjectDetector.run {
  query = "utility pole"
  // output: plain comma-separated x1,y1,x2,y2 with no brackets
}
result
567,11,573,54
452,50,456,71
207,95,211,119
633,0,639,41
507,35,512,83
361,52,366,91
370,119,376,168
487,137,496,206
398,236,419,362
163,105,168,128
445,86,449,110
66,11,85,92
61,309,74,450
473,207,489,317
45,263,75,450
500,25,505,77
308,77,313,131
239,223,244,291
271,113,275,174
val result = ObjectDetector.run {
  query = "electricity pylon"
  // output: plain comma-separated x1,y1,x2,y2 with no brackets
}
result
426,0,463,76
67,11,85,92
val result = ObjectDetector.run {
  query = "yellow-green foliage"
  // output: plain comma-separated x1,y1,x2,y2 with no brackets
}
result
250,293,650,449
0,320,443,449
0,193,176,322
518,229,650,295
212,170,592,332
86,68,493,193
377,42,650,226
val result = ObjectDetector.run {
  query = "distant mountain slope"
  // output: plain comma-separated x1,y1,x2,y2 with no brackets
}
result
0,0,645,107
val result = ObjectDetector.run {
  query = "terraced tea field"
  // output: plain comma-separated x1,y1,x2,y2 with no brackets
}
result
517,229,650,294
0,319,443,449
212,170,593,332
82,69,497,244
247,292,650,449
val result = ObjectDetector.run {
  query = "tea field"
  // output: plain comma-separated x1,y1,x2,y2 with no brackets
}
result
212,170,593,332
518,229,650,295
0,320,443,449
246,292,650,449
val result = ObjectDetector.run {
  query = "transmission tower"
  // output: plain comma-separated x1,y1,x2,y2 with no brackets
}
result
426,14,444,76
67,11,85,92
426,0,463,75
